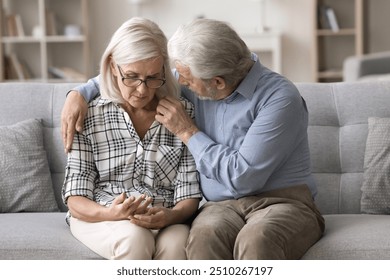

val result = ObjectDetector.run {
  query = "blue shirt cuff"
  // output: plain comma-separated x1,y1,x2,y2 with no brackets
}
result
187,131,213,165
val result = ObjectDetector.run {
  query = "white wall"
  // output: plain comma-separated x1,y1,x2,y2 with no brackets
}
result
267,0,315,82
365,0,390,53
88,0,316,82
87,0,390,82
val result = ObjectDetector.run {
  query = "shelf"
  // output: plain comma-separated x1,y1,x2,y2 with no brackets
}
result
316,28,357,36
0,0,90,82
1,35,85,43
318,70,343,79
313,0,363,82
45,35,87,43
47,78,86,83
1,36,41,43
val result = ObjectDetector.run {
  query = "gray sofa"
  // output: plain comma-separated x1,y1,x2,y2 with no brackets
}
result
343,51,390,82
0,81,390,260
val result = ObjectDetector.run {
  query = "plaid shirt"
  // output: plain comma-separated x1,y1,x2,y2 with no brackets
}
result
62,96,202,209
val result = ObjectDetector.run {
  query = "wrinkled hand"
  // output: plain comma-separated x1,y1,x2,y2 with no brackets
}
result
109,193,152,220
61,91,88,153
130,207,173,230
155,96,199,144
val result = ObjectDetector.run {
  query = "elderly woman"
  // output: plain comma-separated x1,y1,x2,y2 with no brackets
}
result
62,17,202,260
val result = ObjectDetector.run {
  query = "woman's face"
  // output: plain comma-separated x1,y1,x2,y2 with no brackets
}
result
114,56,164,110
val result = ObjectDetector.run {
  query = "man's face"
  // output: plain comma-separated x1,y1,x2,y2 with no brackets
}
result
175,63,217,100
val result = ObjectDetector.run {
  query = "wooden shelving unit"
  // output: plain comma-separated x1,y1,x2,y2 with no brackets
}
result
313,0,363,82
0,0,90,82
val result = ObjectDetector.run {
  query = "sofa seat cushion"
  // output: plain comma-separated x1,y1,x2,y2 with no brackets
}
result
0,213,103,260
302,214,390,259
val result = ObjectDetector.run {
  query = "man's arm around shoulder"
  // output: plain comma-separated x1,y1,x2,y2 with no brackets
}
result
61,76,100,153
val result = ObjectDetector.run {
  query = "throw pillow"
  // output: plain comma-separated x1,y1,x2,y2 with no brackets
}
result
361,117,390,214
0,119,59,212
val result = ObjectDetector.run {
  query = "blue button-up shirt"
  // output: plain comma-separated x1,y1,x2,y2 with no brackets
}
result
181,54,316,201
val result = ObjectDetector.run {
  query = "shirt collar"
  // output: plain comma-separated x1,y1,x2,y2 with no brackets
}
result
229,53,262,101
96,96,116,107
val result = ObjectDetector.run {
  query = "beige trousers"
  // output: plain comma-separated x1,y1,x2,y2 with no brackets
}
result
187,184,325,260
70,217,189,260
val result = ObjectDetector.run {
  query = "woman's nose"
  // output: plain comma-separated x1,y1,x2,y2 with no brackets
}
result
136,82,149,94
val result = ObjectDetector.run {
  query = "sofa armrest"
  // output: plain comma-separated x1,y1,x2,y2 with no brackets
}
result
343,51,390,81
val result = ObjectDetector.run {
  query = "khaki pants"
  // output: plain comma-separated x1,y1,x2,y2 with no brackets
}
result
187,185,325,259
70,217,189,260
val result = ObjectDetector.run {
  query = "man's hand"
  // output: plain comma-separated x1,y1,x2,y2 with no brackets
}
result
61,91,88,153
155,96,199,144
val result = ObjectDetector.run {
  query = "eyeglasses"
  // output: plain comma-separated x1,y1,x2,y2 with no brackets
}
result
117,64,166,89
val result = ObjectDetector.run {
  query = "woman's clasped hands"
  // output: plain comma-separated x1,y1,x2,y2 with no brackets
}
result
110,193,171,230
110,193,152,219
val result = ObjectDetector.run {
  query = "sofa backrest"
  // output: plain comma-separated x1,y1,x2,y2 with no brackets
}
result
297,81,390,214
1,81,390,214
0,83,79,211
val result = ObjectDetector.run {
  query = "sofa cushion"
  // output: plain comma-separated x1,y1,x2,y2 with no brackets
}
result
302,214,390,259
0,213,102,259
0,119,59,212
361,117,390,214
299,81,390,214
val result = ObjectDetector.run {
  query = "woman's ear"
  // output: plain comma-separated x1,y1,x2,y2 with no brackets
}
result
109,57,117,76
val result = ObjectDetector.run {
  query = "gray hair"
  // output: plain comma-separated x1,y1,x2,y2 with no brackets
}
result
100,17,179,103
168,18,253,87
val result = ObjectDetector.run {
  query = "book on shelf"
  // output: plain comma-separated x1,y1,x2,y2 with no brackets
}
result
5,53,32,80
48,66,86,81
6,14,18,36
318,5,330,29
20,58,33,79
5,14,25,37
14,14,25,36
4,56,16,79
10,53,24,79
318,5,340,32
45,10,58,36
326,7,339,32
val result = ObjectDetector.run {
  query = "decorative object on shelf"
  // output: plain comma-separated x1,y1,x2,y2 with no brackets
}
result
32,25,44,38
64,24,81,37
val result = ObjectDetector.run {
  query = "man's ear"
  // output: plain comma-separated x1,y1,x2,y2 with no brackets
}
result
213,76,227,90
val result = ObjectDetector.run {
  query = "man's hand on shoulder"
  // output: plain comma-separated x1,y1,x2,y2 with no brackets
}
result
61,90,88,153
156,96,199,144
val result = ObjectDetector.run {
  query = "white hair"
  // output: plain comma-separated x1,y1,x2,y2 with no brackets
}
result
168,18,253,87
99,17,179,103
